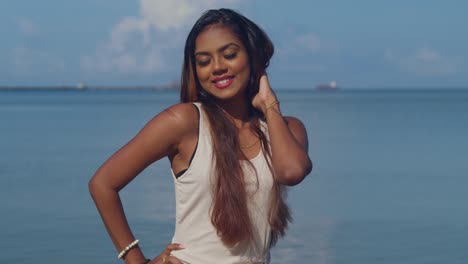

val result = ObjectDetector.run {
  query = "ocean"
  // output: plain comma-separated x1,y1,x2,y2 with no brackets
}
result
1,89,467,263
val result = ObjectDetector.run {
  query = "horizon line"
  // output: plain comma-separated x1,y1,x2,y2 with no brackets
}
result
1,85,468,92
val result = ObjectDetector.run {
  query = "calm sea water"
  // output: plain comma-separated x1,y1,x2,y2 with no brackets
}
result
1,89,467,263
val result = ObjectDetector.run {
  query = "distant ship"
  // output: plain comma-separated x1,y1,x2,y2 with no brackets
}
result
316,80,338,91
77,83,88,90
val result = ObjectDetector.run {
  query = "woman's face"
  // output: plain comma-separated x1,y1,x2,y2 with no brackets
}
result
194,24,250,101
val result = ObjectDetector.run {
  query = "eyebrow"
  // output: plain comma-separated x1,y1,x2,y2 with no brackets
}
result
194,43,241,56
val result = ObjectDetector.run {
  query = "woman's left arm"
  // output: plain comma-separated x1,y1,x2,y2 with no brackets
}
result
253,75,312,186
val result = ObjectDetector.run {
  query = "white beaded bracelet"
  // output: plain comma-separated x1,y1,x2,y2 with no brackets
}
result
117,239,139,259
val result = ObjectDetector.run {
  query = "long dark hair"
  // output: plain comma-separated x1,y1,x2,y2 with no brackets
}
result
180,8,290,246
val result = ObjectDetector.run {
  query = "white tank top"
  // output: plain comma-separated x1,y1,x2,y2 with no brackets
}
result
170,103,274,264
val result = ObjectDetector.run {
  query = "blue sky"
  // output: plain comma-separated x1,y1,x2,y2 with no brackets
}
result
1,0,467,89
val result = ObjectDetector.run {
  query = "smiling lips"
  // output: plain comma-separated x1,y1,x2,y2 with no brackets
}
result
212,76,235,89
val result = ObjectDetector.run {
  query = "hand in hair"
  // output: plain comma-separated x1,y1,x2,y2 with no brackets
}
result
252,75,279,114
252,75,312,185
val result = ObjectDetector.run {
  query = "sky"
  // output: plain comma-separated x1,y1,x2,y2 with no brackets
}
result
1,0,467,89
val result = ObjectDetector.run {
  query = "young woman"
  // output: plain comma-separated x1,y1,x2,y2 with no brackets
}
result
89,8,312,264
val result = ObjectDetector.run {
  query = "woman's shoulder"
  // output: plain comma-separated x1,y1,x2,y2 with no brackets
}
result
140,103,199,138
159,102,200,129
164,102,199,118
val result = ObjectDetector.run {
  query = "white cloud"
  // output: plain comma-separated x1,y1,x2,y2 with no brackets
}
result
7,20,65,76
81,30,165,74
10,46,65,73
385,47,460,76
82,0,243,74
416,47,440,62
18,19,39,36
139,0,198,31
274,31,338,74
294,33,322,53
287,32,339,55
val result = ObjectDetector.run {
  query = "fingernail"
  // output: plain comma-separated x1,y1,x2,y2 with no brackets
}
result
179,244,186,249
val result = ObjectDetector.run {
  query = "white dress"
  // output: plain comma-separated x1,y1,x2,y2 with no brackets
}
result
170,103,274,264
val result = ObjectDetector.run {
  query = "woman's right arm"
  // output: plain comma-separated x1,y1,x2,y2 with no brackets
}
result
88,103,197,264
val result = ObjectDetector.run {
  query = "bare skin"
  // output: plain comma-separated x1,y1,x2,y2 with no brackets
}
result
89,24,311,264
253,75,312,185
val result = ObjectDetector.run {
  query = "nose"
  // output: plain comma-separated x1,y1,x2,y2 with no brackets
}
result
212,56,227,75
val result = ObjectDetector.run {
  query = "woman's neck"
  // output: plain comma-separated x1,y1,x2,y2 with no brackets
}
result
217,98,253,129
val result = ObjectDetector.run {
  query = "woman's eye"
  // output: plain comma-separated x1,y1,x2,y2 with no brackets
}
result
197,60,210,67
224,53,237,59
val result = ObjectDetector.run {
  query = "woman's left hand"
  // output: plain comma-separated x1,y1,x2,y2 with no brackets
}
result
252,75,278,114
147,243,185,264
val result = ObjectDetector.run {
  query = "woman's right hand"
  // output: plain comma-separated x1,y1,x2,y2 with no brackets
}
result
148,243,185,264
